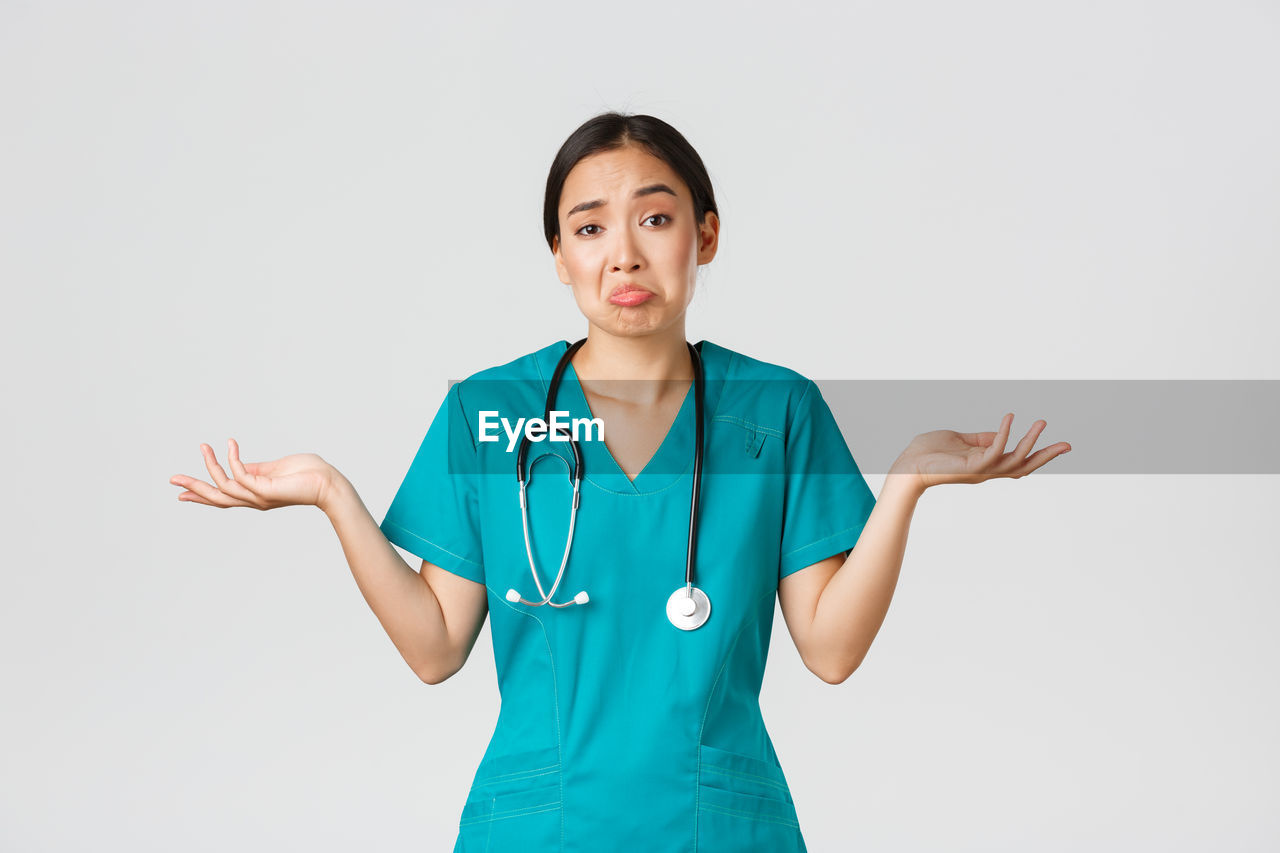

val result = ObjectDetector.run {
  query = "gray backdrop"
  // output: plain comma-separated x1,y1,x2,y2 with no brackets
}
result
3,1,1278,850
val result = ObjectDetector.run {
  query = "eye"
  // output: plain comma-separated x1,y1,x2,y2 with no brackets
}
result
574,224,602,237
645,214,671,227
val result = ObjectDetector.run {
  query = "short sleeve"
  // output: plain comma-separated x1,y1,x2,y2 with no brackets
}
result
778,379,877,580
379,382,485,585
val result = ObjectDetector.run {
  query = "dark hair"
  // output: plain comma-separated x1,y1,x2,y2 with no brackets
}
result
543,112,719,253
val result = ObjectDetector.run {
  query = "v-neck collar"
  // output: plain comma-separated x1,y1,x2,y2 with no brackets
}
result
537,339,726,495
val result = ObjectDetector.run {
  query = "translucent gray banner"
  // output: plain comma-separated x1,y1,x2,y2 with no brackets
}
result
441,379,1279,476
817,379,1279,475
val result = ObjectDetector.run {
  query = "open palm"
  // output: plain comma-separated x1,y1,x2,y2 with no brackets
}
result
899,413,1072,489
169,438,334,510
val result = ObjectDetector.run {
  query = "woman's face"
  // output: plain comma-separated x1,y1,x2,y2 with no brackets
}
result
552,144,719,339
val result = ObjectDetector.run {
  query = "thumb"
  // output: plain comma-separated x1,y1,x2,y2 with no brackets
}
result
955,430,996,448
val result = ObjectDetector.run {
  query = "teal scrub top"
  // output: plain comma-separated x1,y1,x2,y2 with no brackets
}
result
379,340,877,853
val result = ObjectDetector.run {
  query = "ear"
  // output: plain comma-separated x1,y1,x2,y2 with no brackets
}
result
695,211,720,266
552,234,573,286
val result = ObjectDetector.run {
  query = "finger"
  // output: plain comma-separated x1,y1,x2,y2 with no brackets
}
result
173,476,250,509
201,441,262,504
1008,442,1073,478
1000,419,1048,470
982,413,1013,465
177,490,217,507
199,443,238,491
170,474,256,508
225,438,270,498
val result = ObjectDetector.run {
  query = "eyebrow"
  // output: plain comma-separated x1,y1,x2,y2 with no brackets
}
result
566,183,678,219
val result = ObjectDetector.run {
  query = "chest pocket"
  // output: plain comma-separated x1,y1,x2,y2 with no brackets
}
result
712,415,780,466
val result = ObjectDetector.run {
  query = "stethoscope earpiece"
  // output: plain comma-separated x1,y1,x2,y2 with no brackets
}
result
506,587,590,606
510,338,710,630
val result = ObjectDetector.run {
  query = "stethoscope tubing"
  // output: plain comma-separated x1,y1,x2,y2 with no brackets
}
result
511,337,707,621
684,341,704,592
516,454,581,607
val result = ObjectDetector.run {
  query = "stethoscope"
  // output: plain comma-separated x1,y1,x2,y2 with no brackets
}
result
504,337,712,631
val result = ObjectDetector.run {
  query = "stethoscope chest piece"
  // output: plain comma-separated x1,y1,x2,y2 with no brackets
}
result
666,586,712,631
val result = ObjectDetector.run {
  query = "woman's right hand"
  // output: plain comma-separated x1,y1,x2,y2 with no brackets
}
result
170,438,341,512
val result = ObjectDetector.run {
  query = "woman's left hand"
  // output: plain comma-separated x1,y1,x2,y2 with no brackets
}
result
890,413,1072,492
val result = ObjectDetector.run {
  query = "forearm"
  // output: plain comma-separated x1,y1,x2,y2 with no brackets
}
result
320,472,457,682
809,474,924,682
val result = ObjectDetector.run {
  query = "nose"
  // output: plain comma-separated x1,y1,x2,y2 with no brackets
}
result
609,225,644,273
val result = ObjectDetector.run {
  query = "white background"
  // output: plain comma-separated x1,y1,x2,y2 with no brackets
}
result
3,1,1278,850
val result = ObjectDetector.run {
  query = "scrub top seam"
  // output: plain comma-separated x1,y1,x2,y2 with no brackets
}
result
565,359,648,489
794,380,816,432
534,345,551,399
491,592,565,851
710,414,783,438
450,382,487,552
452,381,480,451
381,520,483,569
580,459,695,497
780,522,868,559
692,585,778,852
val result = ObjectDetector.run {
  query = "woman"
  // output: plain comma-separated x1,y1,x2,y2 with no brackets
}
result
170,112,1070,851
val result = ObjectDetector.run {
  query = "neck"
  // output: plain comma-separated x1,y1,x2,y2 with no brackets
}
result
572,326,695,405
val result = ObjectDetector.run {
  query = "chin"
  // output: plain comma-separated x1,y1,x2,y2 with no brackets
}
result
589,312,657,335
